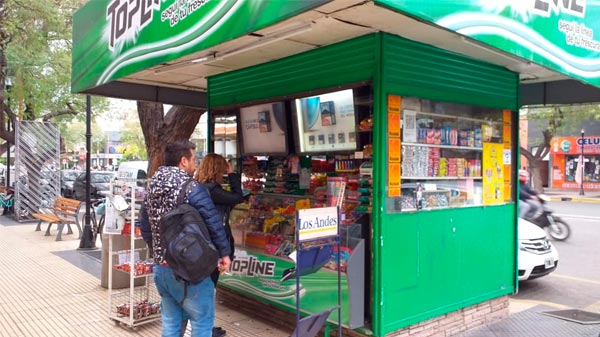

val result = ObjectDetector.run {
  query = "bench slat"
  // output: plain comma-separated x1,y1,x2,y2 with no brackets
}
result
34,197,83,241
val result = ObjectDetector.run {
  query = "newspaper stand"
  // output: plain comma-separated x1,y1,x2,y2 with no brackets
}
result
292,205,343,337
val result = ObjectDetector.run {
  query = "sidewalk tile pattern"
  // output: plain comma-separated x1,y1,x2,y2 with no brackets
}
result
0,218,292,337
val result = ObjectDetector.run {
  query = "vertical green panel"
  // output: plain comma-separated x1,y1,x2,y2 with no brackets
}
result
381,34,519,111
373,33,518,336
380,206,516,333
208,34,377,107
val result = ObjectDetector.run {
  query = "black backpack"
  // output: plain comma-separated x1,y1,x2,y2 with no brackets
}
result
159,179,219,285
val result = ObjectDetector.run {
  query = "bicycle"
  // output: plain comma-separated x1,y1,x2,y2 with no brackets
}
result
80,198,105,243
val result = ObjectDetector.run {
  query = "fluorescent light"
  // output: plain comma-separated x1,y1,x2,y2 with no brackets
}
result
217,23,312,60
154,53,216,74
153,23,312,74
460,36,525,64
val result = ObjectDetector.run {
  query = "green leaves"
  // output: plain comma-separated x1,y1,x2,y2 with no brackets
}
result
3,0,104,122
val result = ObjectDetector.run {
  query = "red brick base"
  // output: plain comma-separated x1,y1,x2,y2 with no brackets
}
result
217,287,509,337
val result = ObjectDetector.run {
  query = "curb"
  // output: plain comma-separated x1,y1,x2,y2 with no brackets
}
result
548,196,600,203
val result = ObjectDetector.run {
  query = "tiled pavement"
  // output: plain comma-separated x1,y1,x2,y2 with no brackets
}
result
2,188,600,337
0,216,292,337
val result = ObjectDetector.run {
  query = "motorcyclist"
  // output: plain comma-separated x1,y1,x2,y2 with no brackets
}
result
519,169,542,219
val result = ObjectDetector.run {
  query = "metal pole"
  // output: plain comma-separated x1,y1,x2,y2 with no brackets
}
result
79,95,96,249
5,81,11,189
579,129,585,196
6,119,10,188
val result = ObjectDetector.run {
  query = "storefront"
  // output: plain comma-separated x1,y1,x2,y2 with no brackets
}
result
551,136,600,190
71,1,600,336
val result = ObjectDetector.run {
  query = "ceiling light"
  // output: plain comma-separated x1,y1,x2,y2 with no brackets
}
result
154,53,216,74
217,23,312,60
460,36,525,64
153,22,312,74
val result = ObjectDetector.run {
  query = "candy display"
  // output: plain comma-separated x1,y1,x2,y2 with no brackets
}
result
402,145,481,178
116,300,160,319
114,259,154,276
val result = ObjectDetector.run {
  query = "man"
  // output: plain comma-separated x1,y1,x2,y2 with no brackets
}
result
519,169,541,219
141,141,231,337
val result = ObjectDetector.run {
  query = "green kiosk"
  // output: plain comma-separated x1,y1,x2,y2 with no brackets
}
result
72,1,600,336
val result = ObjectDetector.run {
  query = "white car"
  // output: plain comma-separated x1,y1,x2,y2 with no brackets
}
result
518,218,559,281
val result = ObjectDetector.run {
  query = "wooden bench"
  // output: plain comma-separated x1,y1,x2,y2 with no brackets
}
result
32,197,83,241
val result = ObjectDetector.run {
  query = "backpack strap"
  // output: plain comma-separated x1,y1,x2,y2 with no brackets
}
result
176,179,195,206
176,178,195,306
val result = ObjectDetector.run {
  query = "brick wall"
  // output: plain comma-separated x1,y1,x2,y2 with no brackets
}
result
217,288,509,337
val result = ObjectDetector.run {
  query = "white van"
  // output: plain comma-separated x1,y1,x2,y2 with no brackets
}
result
116,161,148,181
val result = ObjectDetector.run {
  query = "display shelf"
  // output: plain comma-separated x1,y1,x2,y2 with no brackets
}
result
402,176,482,180
402,142,483,151
107,179,160,329
110,246,146,256
110,284,158,297
413,110,501,125
109,282,161,326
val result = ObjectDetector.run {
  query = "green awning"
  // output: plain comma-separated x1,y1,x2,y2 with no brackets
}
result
375,0,600,88
71,0,332,93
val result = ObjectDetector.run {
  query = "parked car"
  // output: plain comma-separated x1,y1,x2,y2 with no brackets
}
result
116,161,148,181
61,170,83,198
518,218,559,281
73,171,116,200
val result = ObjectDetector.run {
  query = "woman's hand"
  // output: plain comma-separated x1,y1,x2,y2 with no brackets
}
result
226,162,234,174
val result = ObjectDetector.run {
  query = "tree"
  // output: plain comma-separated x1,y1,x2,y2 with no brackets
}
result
137,102,204,176
119,110,147,161
521,104,600,191
0,0,105,152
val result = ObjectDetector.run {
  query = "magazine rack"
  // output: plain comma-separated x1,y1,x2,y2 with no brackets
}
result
291,206,342,337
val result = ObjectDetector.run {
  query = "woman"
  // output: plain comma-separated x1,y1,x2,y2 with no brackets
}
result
193,153,244,337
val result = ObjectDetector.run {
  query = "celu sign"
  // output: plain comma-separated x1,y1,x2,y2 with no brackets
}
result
577,137,600,145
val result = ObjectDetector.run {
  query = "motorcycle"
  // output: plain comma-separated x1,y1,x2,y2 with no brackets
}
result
523,194,571,241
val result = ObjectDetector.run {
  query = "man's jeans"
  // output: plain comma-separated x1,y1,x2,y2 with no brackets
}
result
154,265,215,337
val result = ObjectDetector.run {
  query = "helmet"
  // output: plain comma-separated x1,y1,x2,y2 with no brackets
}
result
518,170,529,182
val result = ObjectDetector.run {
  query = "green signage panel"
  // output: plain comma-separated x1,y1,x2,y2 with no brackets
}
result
72,0,331,93
375,0,600,88
218,248,352,325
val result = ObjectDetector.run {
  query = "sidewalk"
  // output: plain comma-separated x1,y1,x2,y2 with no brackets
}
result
0,216,292,337
1,202,599,337
543,187,600,203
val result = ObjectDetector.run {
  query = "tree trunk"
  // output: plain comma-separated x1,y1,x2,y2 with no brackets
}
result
137,101,204,177
528,159,545,192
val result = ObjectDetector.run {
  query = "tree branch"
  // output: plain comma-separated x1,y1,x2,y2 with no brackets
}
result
41,108,79,122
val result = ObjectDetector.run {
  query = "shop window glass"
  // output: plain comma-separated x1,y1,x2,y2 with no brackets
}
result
386,96,514,213
565,155,600,182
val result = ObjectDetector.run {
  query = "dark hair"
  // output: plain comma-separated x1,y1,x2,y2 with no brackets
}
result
164,141,196,167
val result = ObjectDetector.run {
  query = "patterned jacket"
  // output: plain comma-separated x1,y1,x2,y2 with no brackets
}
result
140,166,231,264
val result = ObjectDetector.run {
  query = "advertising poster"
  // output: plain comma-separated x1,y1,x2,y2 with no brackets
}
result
375,1,600,88
482,143,504,205
503,110,512,201
72,0,332,92
297,207,339,241
219,249,352,325
240,102,287,155
295,89,357,152
402,110,417,142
